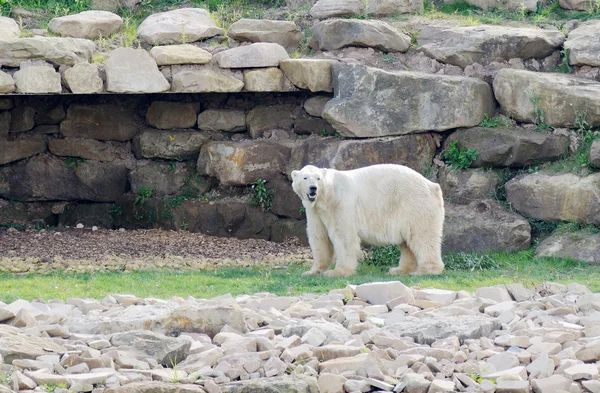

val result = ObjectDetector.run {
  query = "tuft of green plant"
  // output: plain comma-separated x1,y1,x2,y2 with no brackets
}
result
554,49,572,73
168,161,177,172
444,141,479,170
134,187,153,207
319,129,329,137
444,252,506,271
91,52,107,64
110,205,123,217
529,91,552,131
249,178,274,211
65,157,86,170
479,114,509,128
364,245,400,267
382,55,396,63
0,372,12,385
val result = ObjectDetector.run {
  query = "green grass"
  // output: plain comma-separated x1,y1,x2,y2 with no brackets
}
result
1,249,599,303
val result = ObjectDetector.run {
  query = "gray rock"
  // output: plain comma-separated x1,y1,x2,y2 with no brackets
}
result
146,101,199,130
0,325,67,363
171,67,244,93
310,0,364,18
61,104,137,141
418,25,563,68
506,172,600,226
449,0,537,11
132,129,214,160
246,104,296,138
150,44,212,66
137,8,224,45
197,109,246,133
323,63,495,137
49,137,131,162
383,314,501,345
0,16,20,41
280,59,335,92
0,36,94,67
13,63,62,94
0,135,47,165
304,96,331,117
48,10,123,39
104,382,206,393
221,375,318,393
439,168,501,204
443,200,532,254
356,281,414,306
110,330,190,366
564,20,600,66
367,0,424,15
535,231,600,264
591,139,600,168
63,63,104,94
243,67,293,92
310,19,410,53
0,70,15,93
214,42,290,68
129,161,196,197
227,19,302,52
105,48,169,93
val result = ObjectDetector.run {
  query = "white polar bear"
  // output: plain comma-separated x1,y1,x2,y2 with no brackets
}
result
291,164,445,277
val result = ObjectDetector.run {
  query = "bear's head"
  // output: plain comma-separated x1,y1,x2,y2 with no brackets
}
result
291,165,325,206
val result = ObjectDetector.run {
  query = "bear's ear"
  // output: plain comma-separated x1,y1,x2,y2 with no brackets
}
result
291,170,299,181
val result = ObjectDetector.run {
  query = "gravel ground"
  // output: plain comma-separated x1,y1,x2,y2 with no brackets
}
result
0,228,311,273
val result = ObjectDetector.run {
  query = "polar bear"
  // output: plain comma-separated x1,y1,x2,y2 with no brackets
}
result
291,164,445,277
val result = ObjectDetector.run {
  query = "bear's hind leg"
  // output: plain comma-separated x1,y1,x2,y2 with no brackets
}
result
389,244,418,275
410,240,444,276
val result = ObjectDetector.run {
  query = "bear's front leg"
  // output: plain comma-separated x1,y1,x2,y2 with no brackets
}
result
303,209,334,276
324,223,361,277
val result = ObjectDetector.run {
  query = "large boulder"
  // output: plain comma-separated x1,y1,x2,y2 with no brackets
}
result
0,36,94,67
506,172,600,226
444,127,570,167
438,168,501,204
145,101,199,130
418,25,564,68
0,16,20,41
13,63,62,94
137,8,224,45
287,134,436,174
0,154,128,202
110,330,190,366
279,59,335,92
132,129,215,160
171,67,244,93
246,104,296,139
198,140,291,186
564,21,600,66
129,161,195,197
536,231,600,264
197,109,246,133
49,137,131,162
323,63,495,137
560,0,592,10
227,19,302,52
105,48,170,93
443,200,531,254
0,199,56,227
60,104,137,142
366,0,424,15
310,0,365,18
9,106,35,132
0,70,15,93
59,202,115,228
149,44,212,66
0,135,47,165
63,63,104,94
214,43,290,68
48,10,123,39
493,69,600,127
310,19,410,53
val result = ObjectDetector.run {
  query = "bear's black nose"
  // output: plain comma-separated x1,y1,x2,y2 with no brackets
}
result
309,186,317,194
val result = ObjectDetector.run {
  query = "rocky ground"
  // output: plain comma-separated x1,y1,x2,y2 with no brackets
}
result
0,228,311,273
2,279,600,393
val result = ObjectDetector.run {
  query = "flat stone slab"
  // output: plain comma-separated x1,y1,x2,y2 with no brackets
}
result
63,63,104,94
310,0,365,18
418,25,564,68
227,19,302,51
171,67,244,93
137,8,224,45
323,63,495,137
105,48,169,93
214,42,290,68
13,64,62,94
150,44,212,66
280,59,335,92
0,325,67,363
564,20,600,67
310,19,410,52
536,231,600,264
0,36,95,67
48,10,123,39
0,135,47,165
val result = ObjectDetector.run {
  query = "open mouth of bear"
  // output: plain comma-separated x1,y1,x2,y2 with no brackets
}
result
307,193,316,202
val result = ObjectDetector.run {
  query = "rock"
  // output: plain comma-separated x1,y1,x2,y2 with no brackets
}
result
304,96,331,117
428,379,456,393
506,172,600,226
293,113,335,136
48,10,123,39
150,44,212,66
0,16,20,41
198,140,291,186
355,281,414,305
504,283,533,302
444,127,570,168
447,0,537,11
59,203,115,228
403,373,431,393
132,129,213,160
279,59,335,92
63,63,104,94
146,101,199,130
0,135,47,165
10,105,36,132
0,325,67,363
287,134,436,175
487,351,520,372
0,70,15,93
439,168,500,205
526,354,555,379
415,288,457,306
197,109,246,133
418,25,564,68
383,314,501,345
367,0,424,15
0,36,94,67
214,43,290,68
531,375,572,393
110,330,190,366
221,375,318,393
227,19,302,52
318,372,346,393
564,21,600,66
129,161,196,197
591,139,600,168
0,154,128,202
323,63,495,137
105,48,169,93
0,199,55,227
36,105,65,125
535,231,600,264
270,219,308,245
61,104,136,141
443,200,532,254
563,364,598,380
104,382,206,393
310,19,410,53
496,380,530,393
13,63,62,94
171,67,244,93
243,67,291,92
246,104,295,138
137,8,224,45
310,0,365,18
493,69,600,127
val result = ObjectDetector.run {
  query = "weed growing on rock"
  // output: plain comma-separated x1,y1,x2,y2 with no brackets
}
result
134,187,153,207
444,141,479,170
364,245,400,267
249,178,274,211
479,114,513,128
65,157,85,170
168,160,177,172
554,49,572,73
529,91,552,131
527,217,560,238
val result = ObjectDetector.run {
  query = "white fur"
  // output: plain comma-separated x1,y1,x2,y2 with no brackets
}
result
291,164,445,277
